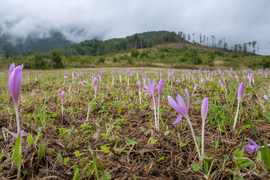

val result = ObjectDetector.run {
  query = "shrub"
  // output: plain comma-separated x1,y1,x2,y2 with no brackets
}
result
130,48,139,57
32,52,46,69
262,57,270,68
189,57,202,65
159,52,165,59
51,49,63,68
97,56,105,63
140,50,148,58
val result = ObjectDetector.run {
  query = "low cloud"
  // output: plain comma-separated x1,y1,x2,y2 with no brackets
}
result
0,0,269,54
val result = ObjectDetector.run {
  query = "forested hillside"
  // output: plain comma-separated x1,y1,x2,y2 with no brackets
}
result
0,31,73,57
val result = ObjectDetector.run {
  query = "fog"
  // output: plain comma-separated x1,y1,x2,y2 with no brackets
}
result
1,0,269,54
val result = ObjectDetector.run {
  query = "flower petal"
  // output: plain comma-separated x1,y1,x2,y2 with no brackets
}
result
172,115,183,125
168,96,181,114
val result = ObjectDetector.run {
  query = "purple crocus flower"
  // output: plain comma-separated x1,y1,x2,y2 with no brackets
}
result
233,82,244,130
157,78,164,130
142,67,144,73
168,89,202,160
79,82,85,86
144,79,158,130
201,97,209,155
58,89,65,100
245,138,260,153
192,84,198,96
9,63,24,178
2,128,27,142
58,89,65,120
93,77,98,98
9,63,24,105
138,80,141,89
168,89,190,124
264,94,270,100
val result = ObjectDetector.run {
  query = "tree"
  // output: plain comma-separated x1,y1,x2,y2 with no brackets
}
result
252,41,257,53
32,52,46,69
188,34,190,42
51,48,63,68
199,33,202,44
248,42,251,52
211,35,215,47
192,33,195,43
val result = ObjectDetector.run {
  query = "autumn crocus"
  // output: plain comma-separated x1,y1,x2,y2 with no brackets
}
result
93,77,98,98
201,97,208,156
168,89,202,161
8,63,24,178
138,81,142,104
144,79,158,130
233,82,244,130
98,71,102,81
119,71,122,83
245,138,260,153
64,75,67,84
263,94,270,100
58,89,65,120
157,78,164,130
192,84,198,96
2,128,27,143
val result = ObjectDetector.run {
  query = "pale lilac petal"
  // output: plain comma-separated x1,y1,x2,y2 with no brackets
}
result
176,94,187,115
246,138,259,146
168,96,181,114
201,97,208,121
172,115,183,125
143,84,149,90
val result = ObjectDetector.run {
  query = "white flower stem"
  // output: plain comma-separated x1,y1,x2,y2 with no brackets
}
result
95,88,97,99
187,116,202,161
158,96,160,130
152,93,158,131
14,104,21,179
233,101,240,130
201,119,205,156
61,100,63,120
86,106,90,122
128,76,129,87
139,88,141,104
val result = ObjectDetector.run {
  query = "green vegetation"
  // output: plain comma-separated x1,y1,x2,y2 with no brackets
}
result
0,30,268,70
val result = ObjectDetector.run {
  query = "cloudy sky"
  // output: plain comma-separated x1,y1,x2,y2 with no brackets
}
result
0,0,269,55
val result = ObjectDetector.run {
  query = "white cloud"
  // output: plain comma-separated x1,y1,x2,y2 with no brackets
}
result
0,0,269,54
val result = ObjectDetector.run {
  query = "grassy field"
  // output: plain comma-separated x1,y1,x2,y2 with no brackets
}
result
1,66,270,179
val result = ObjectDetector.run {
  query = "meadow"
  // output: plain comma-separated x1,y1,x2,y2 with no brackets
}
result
1,65,270,179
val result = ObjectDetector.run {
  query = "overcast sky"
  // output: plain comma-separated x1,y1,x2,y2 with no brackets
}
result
0,0,269,55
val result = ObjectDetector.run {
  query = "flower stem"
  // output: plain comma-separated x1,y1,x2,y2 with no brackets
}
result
152,93,158,131
233,101,240,130
187,117,202,161
14,104,21,179
201,119,205,156
139,89,141,104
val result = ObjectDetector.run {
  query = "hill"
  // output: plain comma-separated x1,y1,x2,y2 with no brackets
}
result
0,30,73,56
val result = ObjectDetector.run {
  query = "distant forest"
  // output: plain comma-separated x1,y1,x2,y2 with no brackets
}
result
0,30,259,59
